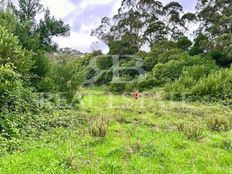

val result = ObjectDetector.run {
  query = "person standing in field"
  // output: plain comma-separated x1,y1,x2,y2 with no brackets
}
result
134,91,140,100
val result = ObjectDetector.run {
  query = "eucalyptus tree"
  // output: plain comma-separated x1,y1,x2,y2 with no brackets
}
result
91,17,113,45
113,0,144,50
196,0,232,38
196,0,232,66
181,12,197,34
138,0,167,46
163,2,184,40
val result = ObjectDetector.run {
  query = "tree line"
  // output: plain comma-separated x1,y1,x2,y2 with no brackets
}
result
92,0,232,67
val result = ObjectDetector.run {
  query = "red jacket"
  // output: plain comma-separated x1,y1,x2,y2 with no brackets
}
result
134,92,139,100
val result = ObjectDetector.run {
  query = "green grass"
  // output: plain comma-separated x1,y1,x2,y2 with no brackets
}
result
0,89,232,173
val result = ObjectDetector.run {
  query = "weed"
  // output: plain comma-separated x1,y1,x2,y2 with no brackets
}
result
180,122,204,140
207,115,231,132
88,117,108,138
220,139,232,151
177,121,185,132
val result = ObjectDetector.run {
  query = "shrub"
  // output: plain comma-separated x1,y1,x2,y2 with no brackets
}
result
36,77,57,92
179,121,204,140
210,50,231,67
109,33,138,55
125,83,137,92
88,117,108,138
96,55,113,70
95,71,113,85
31,51,50,88
183,123,203,140
0,65,39,138
0,64,38,113
157,49,186,64
0,26,33,77
207,115,231,132
189,33,208,56
219,138,232,151
191,67,232,101
138,79,157,91
109,83,126,93
164,63,219,100
153,55,217,86
177,121,185,132
177,37,192,51
45,58,86,101
144,41,178,71
165,65,232,102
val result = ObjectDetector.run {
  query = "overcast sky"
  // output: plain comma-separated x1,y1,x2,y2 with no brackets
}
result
38,0,198,53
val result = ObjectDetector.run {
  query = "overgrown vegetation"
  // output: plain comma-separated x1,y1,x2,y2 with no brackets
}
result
0,0,232,173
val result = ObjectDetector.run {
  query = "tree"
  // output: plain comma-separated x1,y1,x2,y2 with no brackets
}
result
196,0,232,38
93,0,196,52
112,0,144,50
139,1,167,45
181,12,197,34
189,33,208,56
10,0,70,51
144,40,178,71
163,2,184,40
91,17,113,45
13,0,43,24
36,9,70,51
7,0,70,88
177,37,192,51
0,26,33,78
109,33,139,55
0,0,8,11
196,0,232,66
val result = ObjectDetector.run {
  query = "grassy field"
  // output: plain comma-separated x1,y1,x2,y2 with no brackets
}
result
0,89,232,174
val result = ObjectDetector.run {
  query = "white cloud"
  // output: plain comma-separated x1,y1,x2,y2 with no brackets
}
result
44,0,121,53
53,32,109,53
41,0,76,18
80,0,114,9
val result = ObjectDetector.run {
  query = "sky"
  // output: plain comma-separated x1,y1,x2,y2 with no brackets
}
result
38,0,198,53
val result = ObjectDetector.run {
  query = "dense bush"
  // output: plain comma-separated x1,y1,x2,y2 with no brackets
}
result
165,65,232,102
96,55,113,70
109,33,139,55
191,67,232,101
189,33,208,56
109,83,126,93
0,26,33,78
95,71,113,85
144,41,178,71
210,50,232,67
0,11,17,34
34,53,49,78
164,63,219,100
157,49,186,64
42,57,87,100
0,65,39,138
153,55,217,86
177,37,192,51
0,64,38,112
29,53,92,105
138,79,157,91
